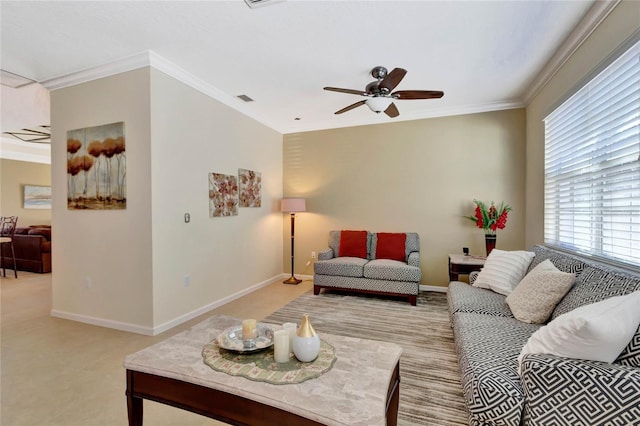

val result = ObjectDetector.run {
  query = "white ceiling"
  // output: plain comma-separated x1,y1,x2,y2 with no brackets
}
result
1,0,603,136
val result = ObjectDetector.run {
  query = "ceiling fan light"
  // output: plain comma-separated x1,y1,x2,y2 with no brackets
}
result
365,97,392,113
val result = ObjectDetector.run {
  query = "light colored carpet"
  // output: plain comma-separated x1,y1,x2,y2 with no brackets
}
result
264,290,469,426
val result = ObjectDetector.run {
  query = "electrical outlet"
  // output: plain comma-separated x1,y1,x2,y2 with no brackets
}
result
84,277,92,288
311,251,316,259
183,274,190,287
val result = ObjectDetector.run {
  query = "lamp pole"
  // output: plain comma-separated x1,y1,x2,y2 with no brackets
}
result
281,198,306,285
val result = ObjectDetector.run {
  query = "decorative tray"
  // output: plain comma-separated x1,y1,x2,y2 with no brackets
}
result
217,323,278,354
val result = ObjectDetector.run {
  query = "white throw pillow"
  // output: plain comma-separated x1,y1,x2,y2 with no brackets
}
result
518,291,640,372
506,259,575,324
472,249,535,296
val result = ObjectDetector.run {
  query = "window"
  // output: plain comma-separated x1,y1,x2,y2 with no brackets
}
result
544,39,640,268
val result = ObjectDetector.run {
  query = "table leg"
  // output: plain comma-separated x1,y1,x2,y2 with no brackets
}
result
127,370,143,426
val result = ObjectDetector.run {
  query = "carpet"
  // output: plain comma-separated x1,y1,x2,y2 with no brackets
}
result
263,290,469,426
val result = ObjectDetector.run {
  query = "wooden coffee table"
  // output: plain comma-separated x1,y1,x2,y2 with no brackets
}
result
124,315,402,426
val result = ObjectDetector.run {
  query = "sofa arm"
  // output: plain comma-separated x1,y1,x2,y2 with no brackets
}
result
318,248,334,261
407,251,419,267
520,353,640,425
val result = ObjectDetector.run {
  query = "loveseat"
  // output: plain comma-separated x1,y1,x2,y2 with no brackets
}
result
0,226,52,273
313,230,421,305
447,245,640,426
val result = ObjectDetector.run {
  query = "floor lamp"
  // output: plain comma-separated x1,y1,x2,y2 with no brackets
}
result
281,198,306,285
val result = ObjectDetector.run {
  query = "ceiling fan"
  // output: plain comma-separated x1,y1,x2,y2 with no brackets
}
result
324,66,444,118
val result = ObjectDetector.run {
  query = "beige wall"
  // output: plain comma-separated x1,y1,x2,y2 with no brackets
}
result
149,69,283,328
51,68,154,330
51,67,283,334
525,1,640,247
0,159,51,226
283,108,526,287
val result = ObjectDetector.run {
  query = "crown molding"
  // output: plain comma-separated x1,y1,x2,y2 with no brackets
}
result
146,52,280,133
522,0,620,105
279,99,524,134
40,52,152,91
0,137,51,164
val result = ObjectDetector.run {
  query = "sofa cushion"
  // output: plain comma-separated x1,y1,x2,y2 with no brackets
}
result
338,230,368,259
526,245,588,275
552,266,640,320
453,312,541,426
505,260,575,324
447,281,514,319
363,259,421,282
374,233,406,261
28,227,51,240
519,292,640,370
473,249,535,296
616,325,640,367
314,257,367,278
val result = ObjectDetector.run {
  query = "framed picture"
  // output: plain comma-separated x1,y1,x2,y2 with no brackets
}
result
238,168,261,208
24,185,52,209
209,173,238,217
66,121,126,210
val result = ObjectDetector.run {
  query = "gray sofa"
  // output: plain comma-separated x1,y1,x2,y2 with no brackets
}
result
313,230,421,305
447,245,640,426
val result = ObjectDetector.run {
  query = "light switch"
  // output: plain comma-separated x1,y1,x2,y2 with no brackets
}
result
184,213,191,223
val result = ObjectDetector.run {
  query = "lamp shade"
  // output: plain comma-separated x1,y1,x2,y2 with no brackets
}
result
366,97,393,113
281,198,306,213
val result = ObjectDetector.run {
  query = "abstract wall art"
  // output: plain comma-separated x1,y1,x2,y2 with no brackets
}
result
66,121,126,210
238,168,262,208
209,172,238,217
24,185,52,209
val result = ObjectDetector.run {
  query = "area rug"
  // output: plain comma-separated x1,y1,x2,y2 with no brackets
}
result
263,290,468,426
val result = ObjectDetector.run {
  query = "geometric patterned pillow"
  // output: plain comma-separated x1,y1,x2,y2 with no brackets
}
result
551,267,640,320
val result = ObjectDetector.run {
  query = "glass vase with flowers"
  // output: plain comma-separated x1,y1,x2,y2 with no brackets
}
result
465,199,511,256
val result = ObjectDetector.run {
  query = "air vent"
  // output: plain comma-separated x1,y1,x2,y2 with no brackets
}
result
244,0,285,9
237,94,254,102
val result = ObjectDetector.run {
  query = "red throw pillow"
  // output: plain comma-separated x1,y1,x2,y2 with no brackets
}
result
376,233,406,261
338,230,368,258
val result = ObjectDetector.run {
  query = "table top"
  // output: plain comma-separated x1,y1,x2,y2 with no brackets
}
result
124,315,402,426
449,253,486,265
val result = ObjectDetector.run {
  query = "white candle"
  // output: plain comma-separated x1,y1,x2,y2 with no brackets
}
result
242,319,257,340
273,329,290,363
282,322,297,351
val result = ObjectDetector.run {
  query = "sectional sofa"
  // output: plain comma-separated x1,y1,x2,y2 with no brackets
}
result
447,245,640,426
313,230,421,305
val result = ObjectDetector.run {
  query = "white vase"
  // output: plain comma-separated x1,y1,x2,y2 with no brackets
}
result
292,314,320,362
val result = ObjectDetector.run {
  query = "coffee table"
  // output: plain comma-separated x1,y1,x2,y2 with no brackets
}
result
124,315,402,426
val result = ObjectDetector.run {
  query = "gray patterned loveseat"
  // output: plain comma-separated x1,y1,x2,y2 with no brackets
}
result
447,245,640,426
313,230,421,305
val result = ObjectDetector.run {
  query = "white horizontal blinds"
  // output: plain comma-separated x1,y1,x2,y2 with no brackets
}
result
544,40,640,268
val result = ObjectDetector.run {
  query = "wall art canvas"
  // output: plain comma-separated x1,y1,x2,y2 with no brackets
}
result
24,185,52,209
209,173,238,217
238,168,262,208
66,121,126,210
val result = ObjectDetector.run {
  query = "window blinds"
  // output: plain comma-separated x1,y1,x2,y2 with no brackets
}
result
544,40,640,268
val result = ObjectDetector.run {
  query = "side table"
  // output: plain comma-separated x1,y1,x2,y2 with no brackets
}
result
448,254,486,282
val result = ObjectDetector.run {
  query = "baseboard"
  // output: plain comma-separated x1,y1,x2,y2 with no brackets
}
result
50,310,155,335
51,273,285,336
420,285,447,293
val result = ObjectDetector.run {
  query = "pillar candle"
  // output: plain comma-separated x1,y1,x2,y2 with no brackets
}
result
242,319,257,340
282,322,297,351
273,329,290,363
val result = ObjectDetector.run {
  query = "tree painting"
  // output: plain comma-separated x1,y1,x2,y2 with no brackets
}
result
238,168,261,208
66,122,126,210
209,173,238,217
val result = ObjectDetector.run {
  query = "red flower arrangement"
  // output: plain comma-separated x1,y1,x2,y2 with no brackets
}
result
466,199,511,235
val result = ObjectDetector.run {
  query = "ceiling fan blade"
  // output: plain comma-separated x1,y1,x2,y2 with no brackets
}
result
379,68,407,92
384,102,399,118
324,87,366,96
334,100,366,114
392,90,444,100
